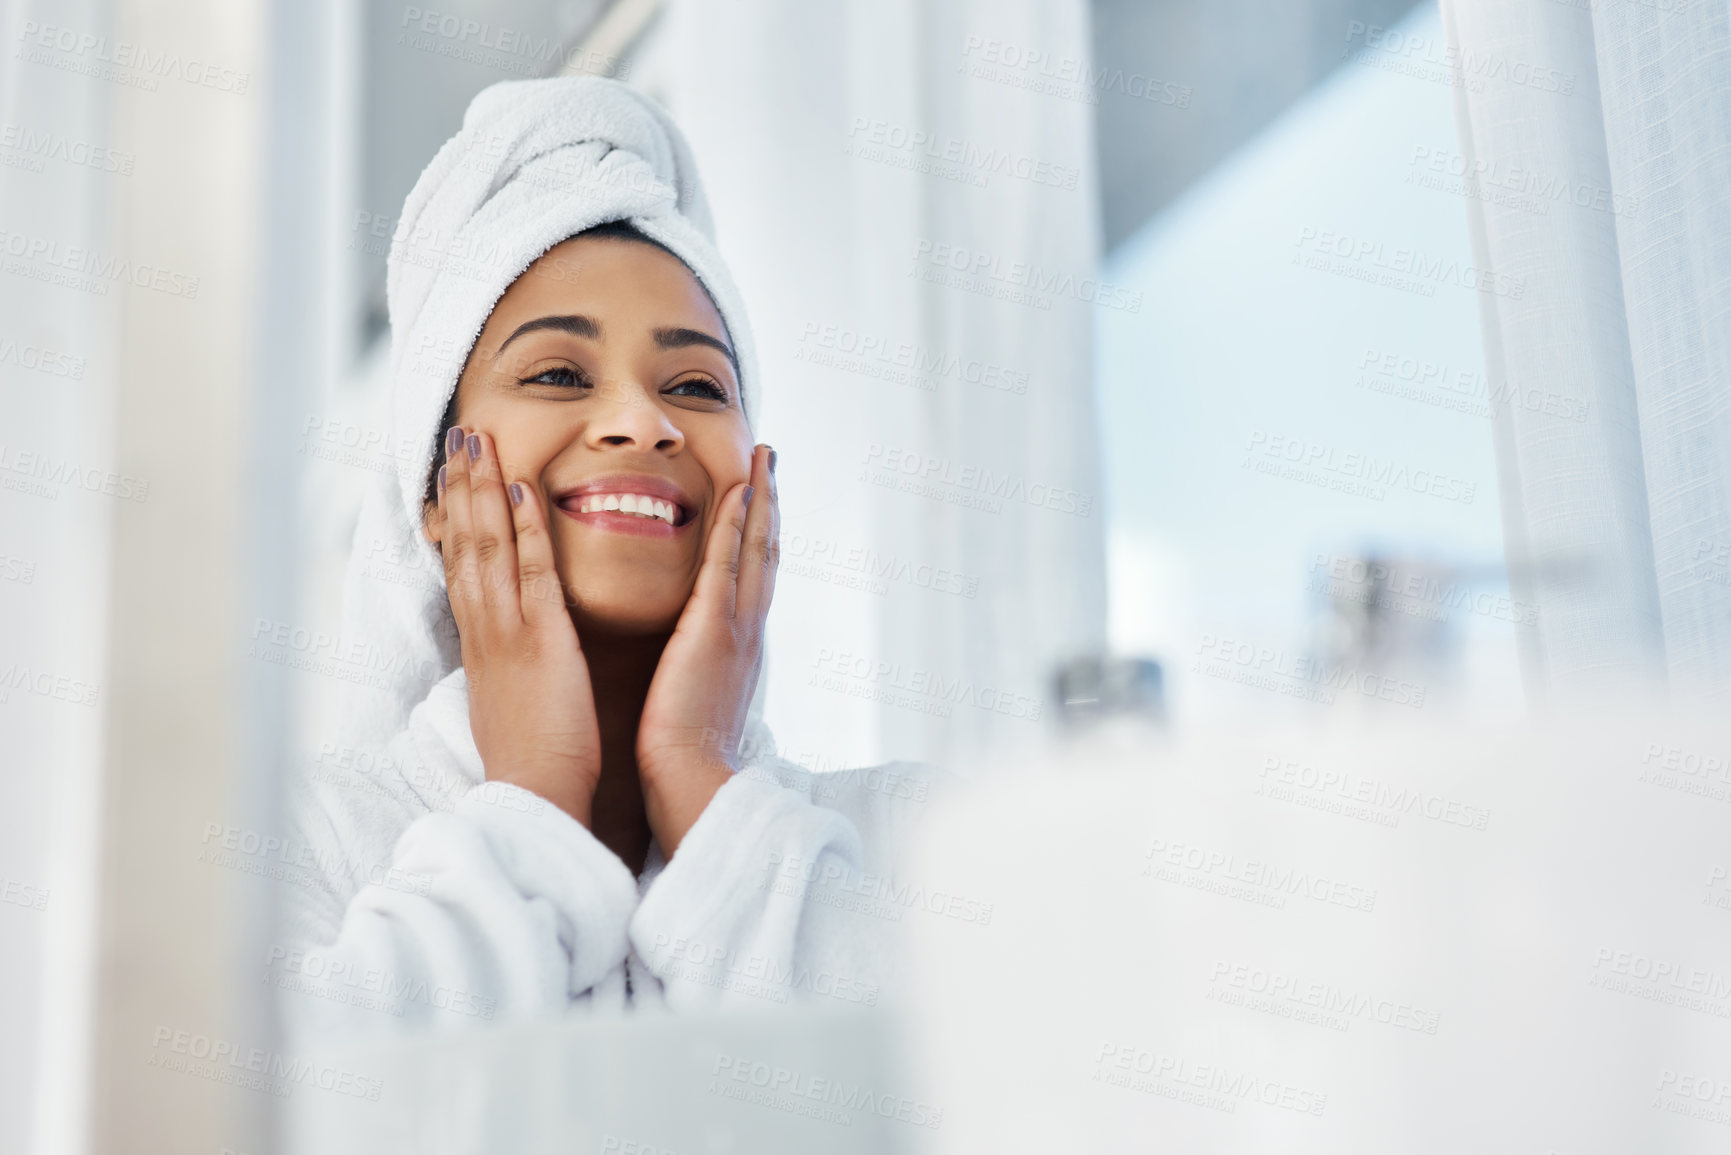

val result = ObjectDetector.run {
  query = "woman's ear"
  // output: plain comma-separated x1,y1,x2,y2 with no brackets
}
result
422,501,445,547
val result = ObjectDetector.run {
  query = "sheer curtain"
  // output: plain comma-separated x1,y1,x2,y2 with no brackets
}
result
1442,0,1731,704
637,0,1108,769
0,4,118,1147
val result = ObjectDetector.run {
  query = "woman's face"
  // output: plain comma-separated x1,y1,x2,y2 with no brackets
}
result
423,232,753,635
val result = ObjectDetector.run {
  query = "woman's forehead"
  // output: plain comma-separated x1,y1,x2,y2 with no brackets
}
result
492,233,727,338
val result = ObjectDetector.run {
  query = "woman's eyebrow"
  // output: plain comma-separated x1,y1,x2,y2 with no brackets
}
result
493,314,600,359
655,326,739,376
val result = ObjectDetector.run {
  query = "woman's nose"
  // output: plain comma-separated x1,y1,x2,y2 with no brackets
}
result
583,377,682,450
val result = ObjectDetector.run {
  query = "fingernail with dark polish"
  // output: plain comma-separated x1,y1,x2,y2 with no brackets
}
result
743,485,755,509
446,426,463,457
768,447,778,474
466,433,481,462
509,482,523,507
438,465,447,493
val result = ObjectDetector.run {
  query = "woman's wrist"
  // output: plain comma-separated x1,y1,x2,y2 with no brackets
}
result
639,755,733,857
488,768,595,828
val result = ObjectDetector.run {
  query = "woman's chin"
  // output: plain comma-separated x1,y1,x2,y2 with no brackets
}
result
568,597,683,638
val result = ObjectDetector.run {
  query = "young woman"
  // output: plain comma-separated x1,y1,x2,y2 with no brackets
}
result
279,78,938,1032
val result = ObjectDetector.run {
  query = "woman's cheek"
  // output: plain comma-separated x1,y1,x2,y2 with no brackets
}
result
545,531,589,603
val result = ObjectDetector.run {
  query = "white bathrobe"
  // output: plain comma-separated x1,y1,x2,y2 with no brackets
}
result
280,667,940,1034
276,77,944,1037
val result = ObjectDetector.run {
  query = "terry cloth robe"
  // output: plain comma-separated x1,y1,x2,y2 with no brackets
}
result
278,667,946,1033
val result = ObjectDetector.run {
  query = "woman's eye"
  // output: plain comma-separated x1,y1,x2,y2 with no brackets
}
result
523,366,587,388
668,376,727,401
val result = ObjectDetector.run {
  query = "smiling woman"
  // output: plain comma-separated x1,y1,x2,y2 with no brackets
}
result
278,77,945,1033
422,224,766,872
426,229,747,606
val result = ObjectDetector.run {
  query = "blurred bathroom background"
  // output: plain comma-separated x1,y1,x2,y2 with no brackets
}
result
6,0,1729,1150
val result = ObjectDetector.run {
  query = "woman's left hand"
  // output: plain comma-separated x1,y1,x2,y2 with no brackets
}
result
636,443,778,855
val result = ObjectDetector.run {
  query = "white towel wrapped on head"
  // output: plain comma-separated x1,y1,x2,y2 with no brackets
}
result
341,75,765,748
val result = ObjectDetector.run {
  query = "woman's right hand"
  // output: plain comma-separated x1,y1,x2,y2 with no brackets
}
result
435,426,603,824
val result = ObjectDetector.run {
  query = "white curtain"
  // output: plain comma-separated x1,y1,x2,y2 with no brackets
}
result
1443,0,1731,704
637,0,1108,769
0,1,120,1149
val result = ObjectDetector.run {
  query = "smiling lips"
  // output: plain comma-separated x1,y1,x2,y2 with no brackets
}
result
554,476,694,537
573,492,680,524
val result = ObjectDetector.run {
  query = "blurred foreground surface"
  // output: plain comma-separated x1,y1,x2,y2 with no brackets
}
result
288,708,1731,1152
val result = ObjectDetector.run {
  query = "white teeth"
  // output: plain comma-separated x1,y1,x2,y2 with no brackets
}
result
577,492,678,524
